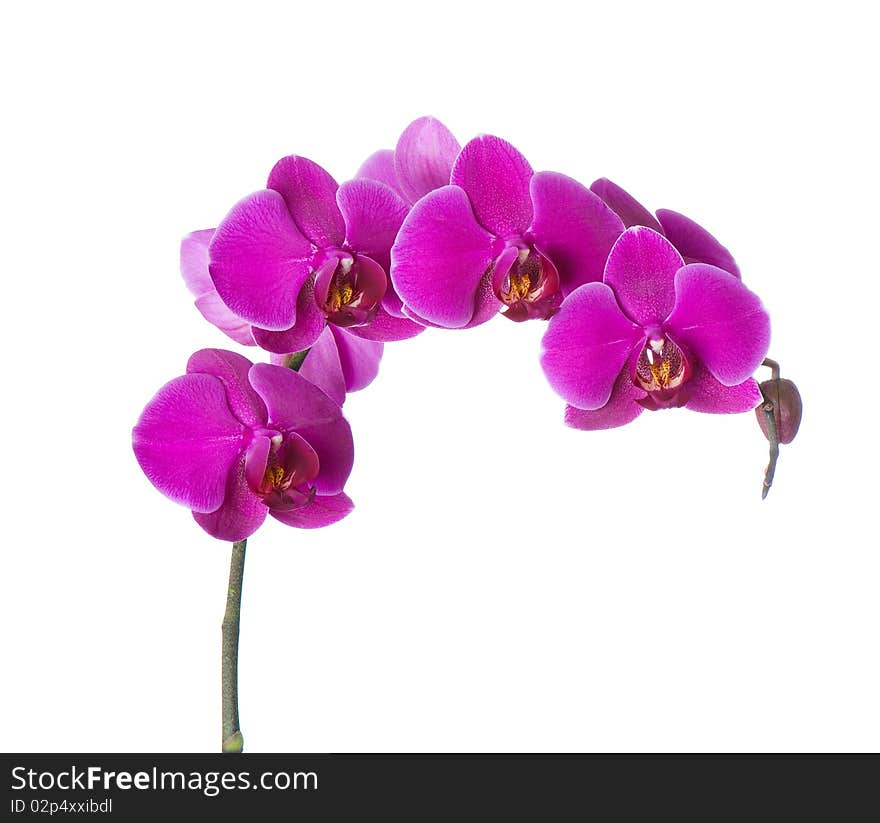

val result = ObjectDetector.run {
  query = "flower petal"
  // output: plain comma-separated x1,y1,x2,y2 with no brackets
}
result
132,374,245,513
355,149,403,198
603,226,684,327
181,228,217,295
590,178,663,233
451,135,533,236
541,283,642,410
564,368,646,430
247,363,353,495
298,326,347,406
251,278,326,354
390,185,496,328
395,116,461,204
193,454,268,541
342,304,425,342
270,492,354,529
267,155,345,248
209,190,314,331
668,263,771,386
530,171,624,295
182,229,255,345
656,209,741,278
186,349,267,427
684,364,762,413
337,178,409,273
330,326,384,392
193,292,255,346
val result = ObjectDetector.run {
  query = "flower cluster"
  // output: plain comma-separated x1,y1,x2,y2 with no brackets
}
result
135,116,787,542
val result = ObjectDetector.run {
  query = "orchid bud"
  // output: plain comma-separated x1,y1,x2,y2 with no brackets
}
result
756,378,802,444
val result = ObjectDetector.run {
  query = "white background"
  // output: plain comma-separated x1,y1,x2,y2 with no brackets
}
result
2,1,878,752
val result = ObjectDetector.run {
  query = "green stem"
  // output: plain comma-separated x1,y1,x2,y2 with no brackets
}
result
221,539,246,752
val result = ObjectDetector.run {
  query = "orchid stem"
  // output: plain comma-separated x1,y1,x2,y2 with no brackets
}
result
221,539,246,752
285,348,310,371
759,357,782,499
762,357,780,381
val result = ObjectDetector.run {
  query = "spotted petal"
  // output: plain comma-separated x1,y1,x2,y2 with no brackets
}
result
530,172,624,294
270,492,354,529
267,155,345,248
186,349,267,427
337,179,409,274
132,374,245,513
541,283,642,410
657,209,741,278
251,276,327,354
355,149,403,198
563,368,646,430
181,229,255,345
684,363,762,413
603,226,684,327
209,190,314,331
451,135,533,236
395,116,460,204
590,178,663,233
193,454,268,541
390,185,497,328
668,263,770,386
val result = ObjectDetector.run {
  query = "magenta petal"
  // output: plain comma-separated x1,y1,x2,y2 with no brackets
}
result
668,263,771,386
194,454,268,541
183,229,256,345
270,492,354,529
390,185,496,328
355,149,403,198
656,209,741,278
395,116,461,204
298,326,347,406
209,190,314,331
685,364,762,413
530,172,624,295
251,279,326,354
193,292,255,346
181,229,217,295
564,369,646,430
244,436,272,494
331,326,383,392
451,135,533,236
343,304,424,341
247,363,353,495
603,226,684,326
133,374,245,513
337,179,409,273
541,283,642,409
186,349,267,427
590,178,663,233
267,155,345,248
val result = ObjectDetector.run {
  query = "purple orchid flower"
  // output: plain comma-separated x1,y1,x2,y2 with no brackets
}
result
356,116,461,206
591,177,741,278
390,135,625,328
541,226,770,430
182,229,384,403
207,156,423,356
133,349,354,541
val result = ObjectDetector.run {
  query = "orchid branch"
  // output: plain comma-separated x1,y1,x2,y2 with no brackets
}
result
222,539,247,752
760,398,779,500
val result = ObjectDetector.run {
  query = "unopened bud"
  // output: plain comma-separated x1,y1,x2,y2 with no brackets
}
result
756,378,802,444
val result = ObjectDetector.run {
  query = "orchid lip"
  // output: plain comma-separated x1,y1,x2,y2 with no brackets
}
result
496,248,562,322
245,430,321,512
632,334,692,405
314,253,387,328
